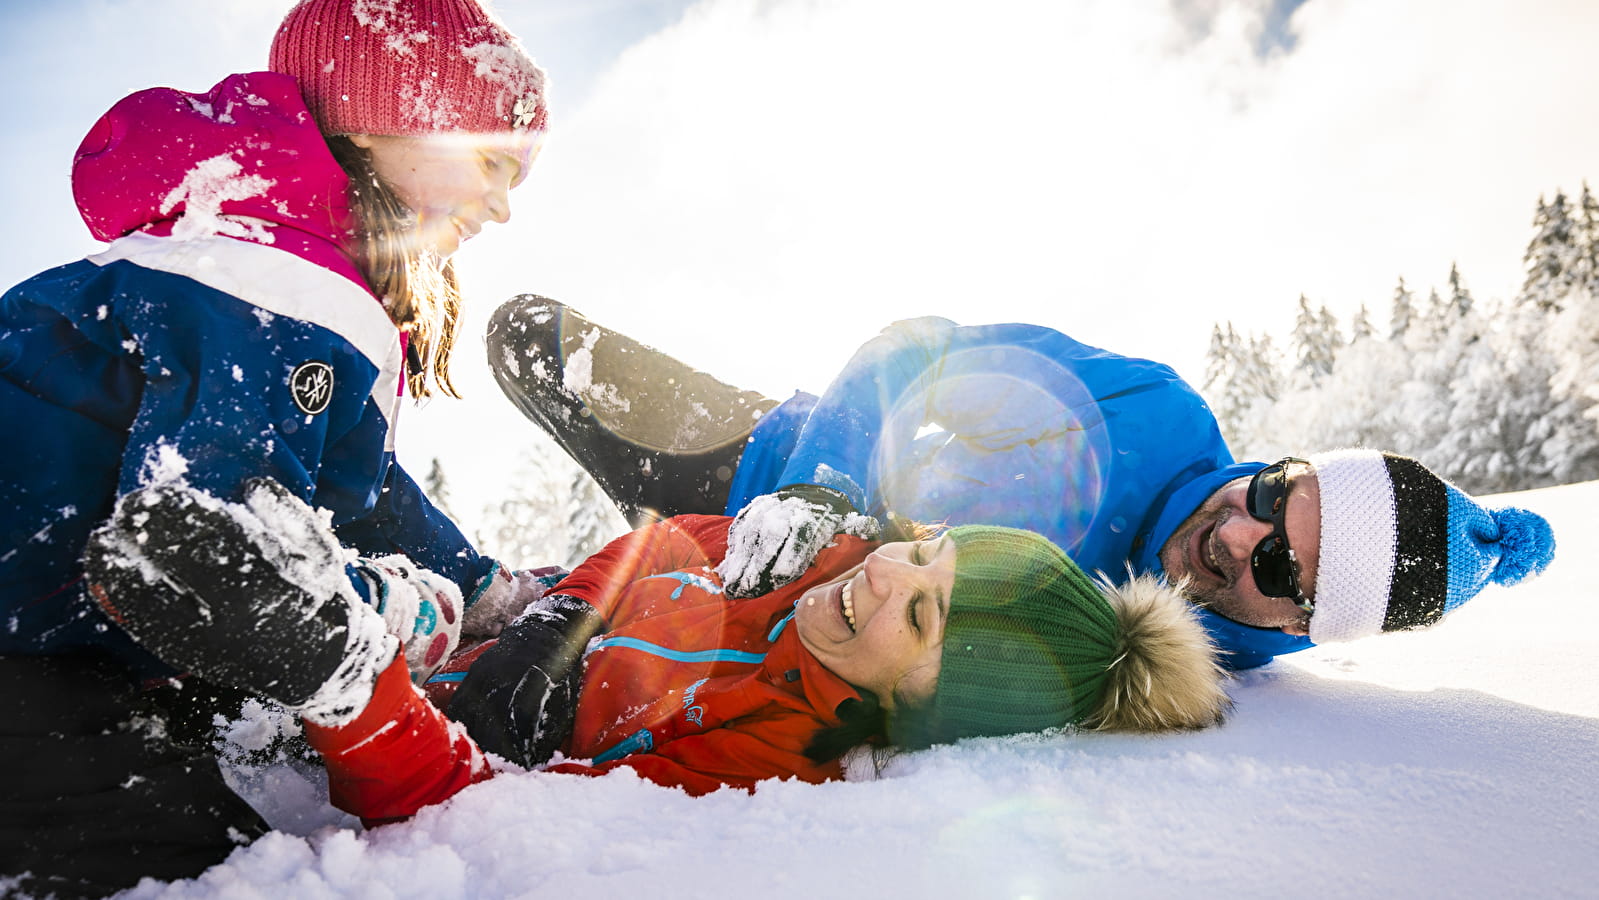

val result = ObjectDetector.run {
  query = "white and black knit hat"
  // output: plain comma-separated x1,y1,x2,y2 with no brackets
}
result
1308,449,1556,644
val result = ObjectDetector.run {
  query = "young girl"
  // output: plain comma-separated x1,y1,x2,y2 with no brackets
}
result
0,1,546,894
84,477,1232,825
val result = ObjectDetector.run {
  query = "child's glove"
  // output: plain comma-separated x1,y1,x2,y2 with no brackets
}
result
446,594,606,768
82,478,396,727
459,564,570,640
353,555,464,685
717,485,880,599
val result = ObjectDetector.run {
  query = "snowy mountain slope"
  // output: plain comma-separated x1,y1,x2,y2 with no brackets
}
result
120,480,1599,900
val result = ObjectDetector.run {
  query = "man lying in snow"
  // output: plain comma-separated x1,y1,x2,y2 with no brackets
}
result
485,299,1558,670
83,478,1229,822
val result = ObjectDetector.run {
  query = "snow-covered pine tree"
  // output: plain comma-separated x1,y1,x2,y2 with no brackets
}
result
1241,333,1285,409
1521,191,1577,312
1203,323,1245,445
564,467,623,568
475,440,629,571
475,448,569,570
1351,304,1375,342
1279,319,1405,461
1505,185,1599,484
1226,331,1288,460
1417,287,1448,347
1290,295,1339,386
1539,275,1599,484
1385,282,1454,462
1318,303,1344,360
1403,261,1560,492
1446,262,1475,319
1548,330,1599,481
1199,320,1292,460
423,456,456,521
1389,277,1416,342
1572,182,1599,297
1434,300,1533,493
1203,323,1235,395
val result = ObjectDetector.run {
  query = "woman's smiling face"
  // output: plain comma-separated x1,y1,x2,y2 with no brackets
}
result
793,536,956,710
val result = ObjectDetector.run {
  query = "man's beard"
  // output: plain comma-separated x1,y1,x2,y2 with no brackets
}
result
1159,504,1236,610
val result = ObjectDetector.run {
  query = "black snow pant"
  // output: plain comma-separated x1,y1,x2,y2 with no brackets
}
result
0,653,270,899
485,295,778,527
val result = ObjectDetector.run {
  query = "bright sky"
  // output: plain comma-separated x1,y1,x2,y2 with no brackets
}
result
4,0,1596,536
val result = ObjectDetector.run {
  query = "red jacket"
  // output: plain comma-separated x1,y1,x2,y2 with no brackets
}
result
306,515,875,820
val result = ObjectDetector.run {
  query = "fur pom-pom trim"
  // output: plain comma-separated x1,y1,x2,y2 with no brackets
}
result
1080,572,1231,733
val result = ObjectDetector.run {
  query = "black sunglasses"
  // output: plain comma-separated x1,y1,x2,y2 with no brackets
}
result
1245,457,1314,614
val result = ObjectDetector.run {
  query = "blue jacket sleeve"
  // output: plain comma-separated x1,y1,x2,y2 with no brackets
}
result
773,317,959,510
775,317,1140,518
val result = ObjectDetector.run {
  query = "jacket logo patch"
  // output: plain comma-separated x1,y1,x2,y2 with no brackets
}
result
682,677,709,726
290,361,334,415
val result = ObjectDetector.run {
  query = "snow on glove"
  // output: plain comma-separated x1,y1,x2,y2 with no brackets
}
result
447,593,606,768
717,484,881,599
354,555,465,685
83,477,397,727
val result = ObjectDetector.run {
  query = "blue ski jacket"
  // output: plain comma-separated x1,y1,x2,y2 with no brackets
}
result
725,317,1314,669
0,73,497,674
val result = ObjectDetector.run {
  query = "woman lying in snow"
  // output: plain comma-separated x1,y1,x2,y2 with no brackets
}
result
84,478,1230,823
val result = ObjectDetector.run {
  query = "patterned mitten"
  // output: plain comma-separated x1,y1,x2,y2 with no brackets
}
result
459,563,571,640
354,555,465,684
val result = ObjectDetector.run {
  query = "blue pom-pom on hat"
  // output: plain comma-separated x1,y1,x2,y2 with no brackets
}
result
1488,507,1556,586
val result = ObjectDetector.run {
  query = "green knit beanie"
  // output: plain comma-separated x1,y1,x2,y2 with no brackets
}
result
891,525,1120,750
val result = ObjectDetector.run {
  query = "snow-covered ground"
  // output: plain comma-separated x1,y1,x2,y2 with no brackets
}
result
119,480,1598,900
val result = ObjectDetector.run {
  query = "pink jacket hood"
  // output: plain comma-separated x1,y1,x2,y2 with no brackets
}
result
72,71,368,288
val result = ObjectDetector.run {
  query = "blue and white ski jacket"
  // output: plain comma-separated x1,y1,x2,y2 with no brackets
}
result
0,73,497,674
725,316,1315,668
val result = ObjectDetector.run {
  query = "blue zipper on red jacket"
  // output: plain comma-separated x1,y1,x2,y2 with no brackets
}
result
588,636,766,665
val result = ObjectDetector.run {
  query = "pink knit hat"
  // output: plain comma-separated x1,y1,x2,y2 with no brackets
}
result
269,0,548,137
